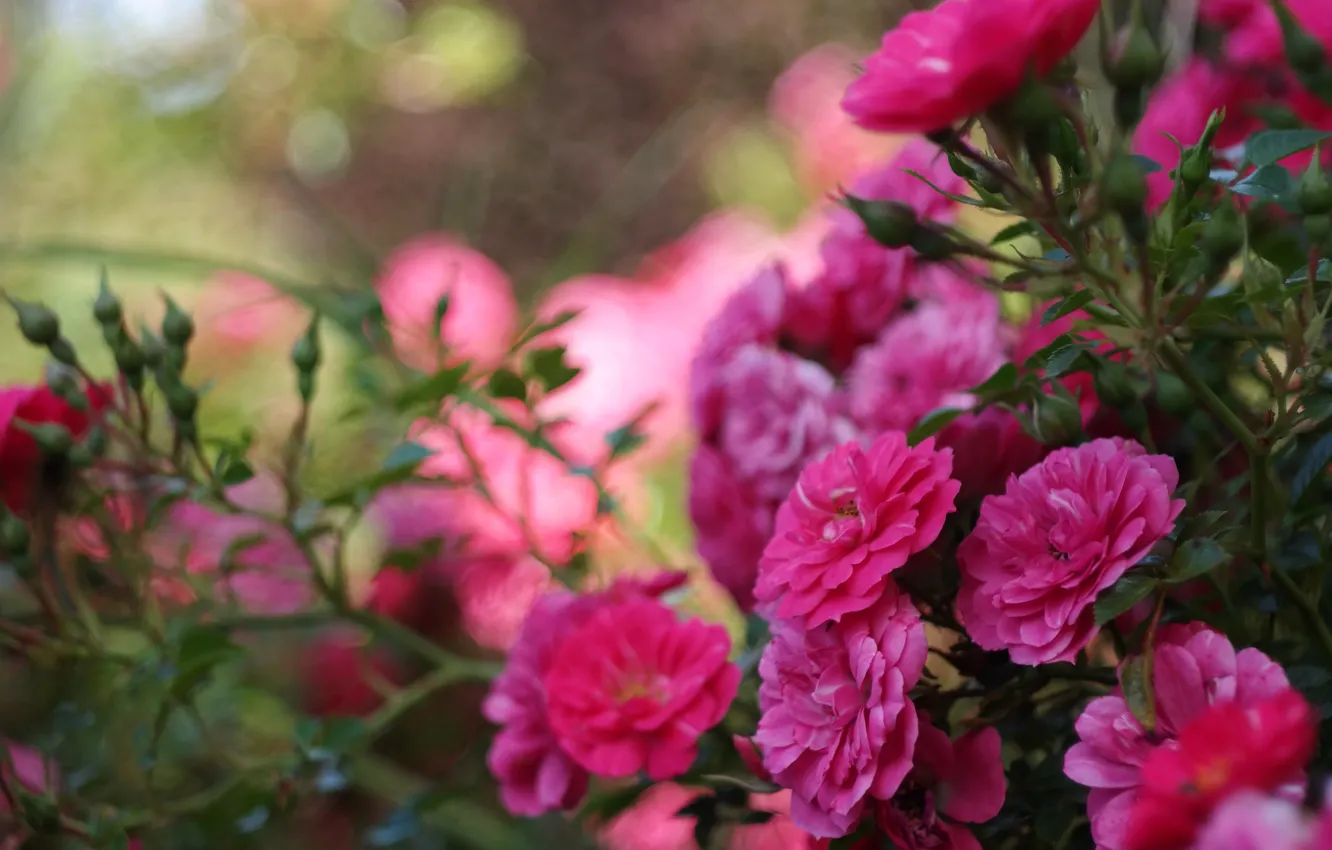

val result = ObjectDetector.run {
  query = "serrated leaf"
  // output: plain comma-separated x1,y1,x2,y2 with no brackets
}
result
1121,653,1157,734
1244,129,1332,168
908,407,965,445
1094,574,1158,625
971,363,1019,396
1040,290,1095,325
1292,431,1332,503
1230,164,1293,199
393,362,470,411
1166,538,1229,583
486,368,527,401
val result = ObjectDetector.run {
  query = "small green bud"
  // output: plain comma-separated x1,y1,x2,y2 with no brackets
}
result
1029,390,1085,446
13,300,59,345
18,422,73,456
1202,202,1244,262
1107,26,1166,91
94,274,123,326
139,328,165,368
47,337,78,367
0,512,31,557
845,196,918,248
46,371,87,411
1102,155,1148,215
166,385,198,421
1093,362,1137,408
115,338,146,375
1306,213,1332,248
1178,147,1212,189
84,426,108,458
67,444,94,468
161,295,195,347
291,316,322,373
1002,78,1061,132
910,227,958,262
1299,154,1332,216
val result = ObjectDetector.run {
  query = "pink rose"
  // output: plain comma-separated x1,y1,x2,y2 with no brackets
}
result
846,296,1006,436
1198,0,1332,66
754,432,960,627
598,783,699,850
842,0,1101,134
453,556,552,651
937,407,1046,500
688,445,773,612
544,596,740,781
1063,623,1292,850
876,715,1006,850
958,438,1184,665
756,584,927,837
376,234,518,371
0,382,112,515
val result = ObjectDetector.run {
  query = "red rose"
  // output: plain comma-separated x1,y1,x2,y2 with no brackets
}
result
0,382,110,514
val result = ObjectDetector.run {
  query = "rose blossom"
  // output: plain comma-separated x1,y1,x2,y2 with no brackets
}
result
1124,689,1316,850
958,438,1184,665
842,0,1101,134
846,296,1006,436
599,784,816,850
756,584,927,837
0,381,111,514
1190,790,1325,850
877,715,1007,850
754,431,959,627
482,576,684,816
937,406,1046,500
688,445,773,611
1064,623,1293,850
544,596,740,781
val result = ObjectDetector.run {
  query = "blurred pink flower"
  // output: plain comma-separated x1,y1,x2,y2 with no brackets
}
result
938,407,1046,500
846,295,1006,435
843,0,1099,134
754,432,959,627
1064,623,1292,850
1190,790,1319,850
688,445,773,611
190,272,305,359
454,556,553,651
1197,0,1332,66
0,741,51,807
303,631,404,718
376,234,518,370
769,44,905,197
599,783,698,850
756,583,926,838
958,438,1183,666
545,596,739,781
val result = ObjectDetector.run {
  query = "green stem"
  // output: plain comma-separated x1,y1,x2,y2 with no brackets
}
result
1157,337,1261,456
361,658,501,743
1271,567,1332,662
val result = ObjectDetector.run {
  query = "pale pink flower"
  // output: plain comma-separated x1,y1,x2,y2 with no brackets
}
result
754,432,959,626
1190,791,1315,850
846,296,1006,435
598,783,698,850
877,715,1007,850
376,234,518,370
756,584,927,837
454,556,553,651
544,597,740,781
1063,623,1292,850
190,272,305,357
958,438,1184,665
688,445,773,612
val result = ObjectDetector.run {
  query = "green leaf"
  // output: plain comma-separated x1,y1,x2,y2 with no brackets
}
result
576,781,653,825
1040,289,1095,325
1094,574,1158,624
904,170,988,206
382,441,433,476
605,421,647,460
486,368,527,401
989,220,1038,245
393,362,471,411
700,774,782,795
1292,431,1332,503
1121,653,1157,734
1044,344,1090,378
217,457,254,487
326,442,435,505
1244,129,1332,167
971,363,1019,396
908,407,965,445
1230,164,1293,199
525,346,581,392
173,625,244,698
381,538,444,572
1166,538,1229,583
515,310,579,348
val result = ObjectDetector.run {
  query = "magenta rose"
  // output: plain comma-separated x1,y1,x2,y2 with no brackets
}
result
688,445,773,611
544,596,740,782
937,406,1046,501
1063,623,1291,850
755,583,927,837
842,0,1101,134
754,431,960,627
958,438,1184,665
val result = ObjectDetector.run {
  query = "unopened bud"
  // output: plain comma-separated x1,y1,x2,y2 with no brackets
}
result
13,301,59,346
84,426,108,458
47,337,78,367
166,385,198,421
1178,147,1211,189
1306,213,1332,249
1093,362,1137,408
0,512,30,557
139,328,165,369
46,371,87,411
94,274,122,326
67,444,94,468
910,227,958,262
845,196,918,248
1102,155,1148,215
1299,154,1332,217
1029,390,1084,445
291,316,322,373
161,295,194,347
115,339,145,376
1107,26,1165,91
18,422,73,456
1003,78,1061,132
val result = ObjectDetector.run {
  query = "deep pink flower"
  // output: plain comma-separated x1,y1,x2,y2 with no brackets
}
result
1064,623,1292,850
754,431,959,626
756,584,927,837
0,741,51,810
1014,306,1105,427
843,0,1101,134
0,381,112,514
937,406,1046,500
1125,689,1316,850
376,234,518,370
1197,0,1332,66
958,438,1183,665
689,445,773,611
846,296,1006,435
544,597,739,781
303,631,404,718
876,715,1006,850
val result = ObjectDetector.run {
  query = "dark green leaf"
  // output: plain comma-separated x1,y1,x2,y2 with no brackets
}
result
990,220,1039,245
218,457,254,487
1131,154,1164,175
1044,345,1090,378
971,363,1019,396
393,362,470,411
382,442,433,475
1293,432,1332,503
1244,129,1332,168
908,407,965,445
1230,164,1293,199
1166,538,1229,583
525,346,581,392
700,774,782,795
576,781,654,824
1094,574,1158,624
173,625,243,698
605,422,647,460
1121,653,1157,734
486,368,527,401
904,169,988,206
1040,290,1095,325
516,310,579,348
